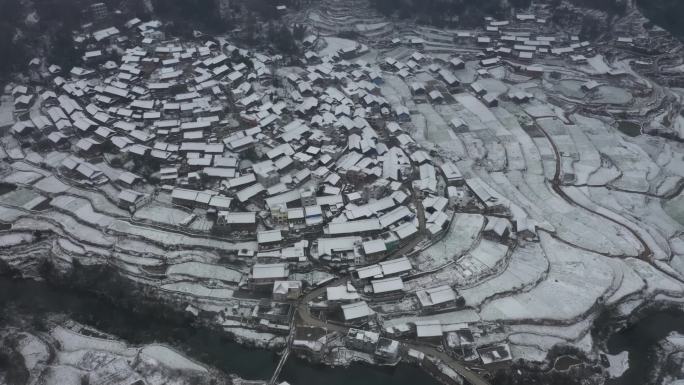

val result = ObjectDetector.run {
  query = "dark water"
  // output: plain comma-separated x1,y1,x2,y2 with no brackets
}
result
617,121,641,137
636,0,684,40
0,278,440,385
605,310,684,385
280,356,442,385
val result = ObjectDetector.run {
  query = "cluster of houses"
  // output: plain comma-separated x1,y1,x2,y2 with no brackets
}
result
470,13,599,67
292,325,400,364
5,12,484,301
4,6,555,370
6,9,544,302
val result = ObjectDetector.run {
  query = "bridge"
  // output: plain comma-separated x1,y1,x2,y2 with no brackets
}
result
268,311,298,385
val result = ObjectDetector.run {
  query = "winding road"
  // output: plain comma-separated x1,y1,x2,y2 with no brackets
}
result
292,192,492,385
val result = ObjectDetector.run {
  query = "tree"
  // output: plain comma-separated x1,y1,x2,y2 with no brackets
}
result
269,24,298,54
579,15,603,41
48,25,82,72
292,24,307,41
152,0,229,34
510,0,532,9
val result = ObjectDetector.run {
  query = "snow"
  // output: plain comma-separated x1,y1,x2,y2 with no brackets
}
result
33,175,71,194
383,309,480,329
0,96,15,127
161,282,235,299
107,220,256,251
41,366,82,385
319,37,357,57
225,327,284,345
0,232,33,248
11,212,114,247
469,239,508,269
586,55,611,75
52,326,131,355
606,351,629,378
479,233,614,322
627,258,684,295
414,213,484,270
166,262,243,283
134,202,194,227
2,171,43,185
140,344,208,372
17,332,50,372
460,243,547,307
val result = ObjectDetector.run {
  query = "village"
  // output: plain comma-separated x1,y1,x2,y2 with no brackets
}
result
1,0,684,385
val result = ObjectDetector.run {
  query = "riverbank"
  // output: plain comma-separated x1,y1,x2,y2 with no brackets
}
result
0,275,445,385
593,300,684,385
0,298,230,385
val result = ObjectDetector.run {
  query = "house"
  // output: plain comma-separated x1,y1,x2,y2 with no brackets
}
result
215,211,257,233
616,37,634,47
326,283,361,304
416,285,457,310
171,188,213,209
341,301,374,324
478,344,513,365
87,358,142,385
371,276,405,298
440,161,464,185
581,80,600,92
470,82,486,96
449,57,465,70
415,320,443,341
117,189,149,211
315,236,363,266
428,90,444,103
482,93,498,107
480,57,500,67
353,255,412,282
326,219,382,237
438,69,460,87
395,106,410,122
116,172,139,189
250,263,289,291
258,229,284,250
346,328,379,353
483,217,511,241
75,138,103,156
292,326,328,361
362,239,387,262
445,325,476,358
272,280,302,301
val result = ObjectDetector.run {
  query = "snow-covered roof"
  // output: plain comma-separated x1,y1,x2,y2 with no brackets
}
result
362,239,386,255
252,263,288,279
258,230,283,244
327,284,360,302
371,277,404,294
341,301,373,320
379,257,412,276
417,285,456,307
415,320,443,338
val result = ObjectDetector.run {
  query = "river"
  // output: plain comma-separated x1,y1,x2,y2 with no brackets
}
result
636,0,684,41
605,310,684,385
0,277,441,385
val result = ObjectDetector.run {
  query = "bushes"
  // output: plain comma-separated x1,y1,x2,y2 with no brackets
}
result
637,0,684,39
151,0,230,34
368,0,509,27
0,338,29,385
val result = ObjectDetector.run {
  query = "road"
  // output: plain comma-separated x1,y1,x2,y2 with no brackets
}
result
405,343,491,385
295,297,491,385
292,192,491,385
536,120,684,286
535,121,653,261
